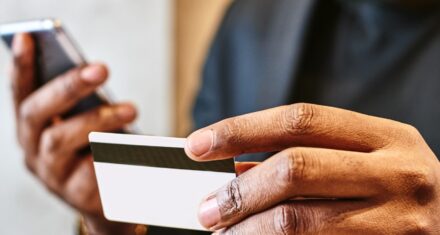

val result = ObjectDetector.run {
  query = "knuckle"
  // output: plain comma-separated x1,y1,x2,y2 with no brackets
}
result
277,149,307,189
401,124,424,144
37,164,61,194
98,106,121,125
44,177,60,195
412,173,436,205
283,103,315,135
87,106,125,131
404,216,431,235
394,167,436,203
61,72,81,101
19,101,37,125
405,124,421,137
64,164,97,208
39,153,58,173
219,178,245,219
69,185,91,207
274,205,300,235
217,117,247,148
40,129,62,154
401,168,433,190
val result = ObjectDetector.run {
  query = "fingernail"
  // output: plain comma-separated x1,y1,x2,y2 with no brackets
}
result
198,196,221,229
12,34,26,55
187,130,214,157
80,64,107,84
116,104,136,121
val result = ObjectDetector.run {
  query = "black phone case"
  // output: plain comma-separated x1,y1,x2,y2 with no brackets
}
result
1,25,107,118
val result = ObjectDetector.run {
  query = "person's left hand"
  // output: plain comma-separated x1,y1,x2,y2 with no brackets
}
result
185,103,440,234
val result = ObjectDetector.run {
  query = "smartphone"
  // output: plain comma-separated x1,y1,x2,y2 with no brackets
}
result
0,18,109,117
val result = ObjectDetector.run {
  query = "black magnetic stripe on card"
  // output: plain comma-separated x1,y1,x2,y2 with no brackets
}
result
90,142,235,173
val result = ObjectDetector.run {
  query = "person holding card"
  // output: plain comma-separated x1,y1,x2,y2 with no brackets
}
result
184,1,440,234
7,0,440,234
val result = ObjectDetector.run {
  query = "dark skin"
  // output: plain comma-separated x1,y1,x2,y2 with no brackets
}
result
10,34,136,235
10,29,440,235
185,103,440,234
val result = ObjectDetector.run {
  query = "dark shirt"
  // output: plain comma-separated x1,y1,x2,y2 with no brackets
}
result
293,0,440,157
152,0,440,234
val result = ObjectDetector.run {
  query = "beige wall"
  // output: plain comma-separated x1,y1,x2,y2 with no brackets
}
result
174,0,231,136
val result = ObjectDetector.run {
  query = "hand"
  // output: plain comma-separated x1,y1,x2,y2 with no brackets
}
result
185,103,440,234
10,34,137,234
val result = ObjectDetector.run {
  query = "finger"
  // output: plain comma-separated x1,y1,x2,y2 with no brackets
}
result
40,103,136,155
63,155,103,215
10,33,35,115
37,103,136,183
198,147,382,230
214,200,364,235
19,63,108,128
17,63,108,153
185,103,402,161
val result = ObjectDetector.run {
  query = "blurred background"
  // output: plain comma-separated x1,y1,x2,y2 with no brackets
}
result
0,0,230,234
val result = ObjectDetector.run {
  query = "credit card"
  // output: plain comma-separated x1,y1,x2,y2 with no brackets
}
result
89,132,236,231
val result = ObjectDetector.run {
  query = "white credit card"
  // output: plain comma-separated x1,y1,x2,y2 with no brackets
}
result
89,132,236,231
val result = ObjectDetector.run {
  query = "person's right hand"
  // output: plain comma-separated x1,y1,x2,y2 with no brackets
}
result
10,34,138,234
